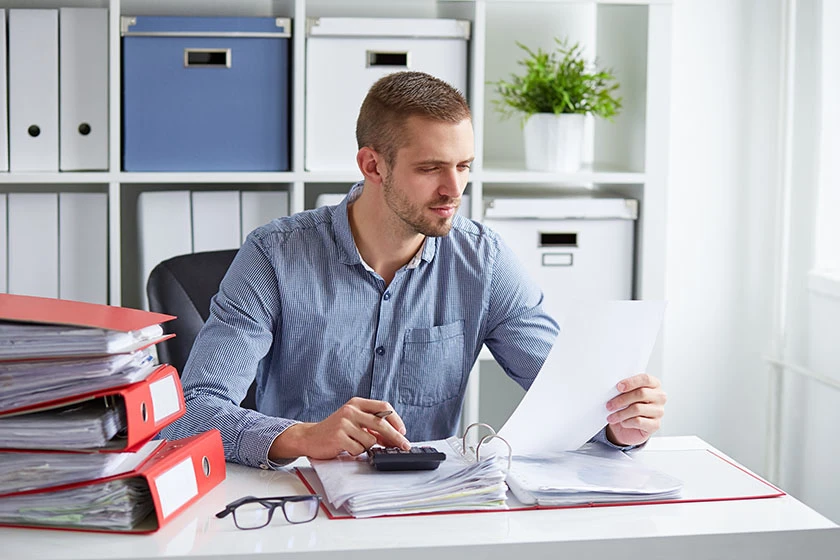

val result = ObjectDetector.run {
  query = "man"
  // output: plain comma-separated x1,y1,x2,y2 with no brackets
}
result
161,71,666,468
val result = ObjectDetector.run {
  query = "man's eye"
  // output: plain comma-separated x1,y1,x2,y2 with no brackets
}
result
419,167,438,173
458,164,472,171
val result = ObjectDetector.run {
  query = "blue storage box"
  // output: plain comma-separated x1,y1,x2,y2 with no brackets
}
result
122,16,291,171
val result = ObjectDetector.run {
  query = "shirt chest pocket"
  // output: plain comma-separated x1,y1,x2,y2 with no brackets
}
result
399,320,465,407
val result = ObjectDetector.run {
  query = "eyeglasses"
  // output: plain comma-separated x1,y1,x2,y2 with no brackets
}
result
215,495,322,530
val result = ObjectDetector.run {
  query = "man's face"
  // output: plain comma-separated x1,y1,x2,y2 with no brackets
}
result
381,116,474,238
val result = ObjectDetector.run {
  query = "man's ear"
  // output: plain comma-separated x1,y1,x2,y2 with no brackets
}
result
357,146,386,185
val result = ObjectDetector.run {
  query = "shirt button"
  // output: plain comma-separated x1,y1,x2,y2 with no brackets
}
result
259,463,269,470
383,292,391,301
375,346,385,356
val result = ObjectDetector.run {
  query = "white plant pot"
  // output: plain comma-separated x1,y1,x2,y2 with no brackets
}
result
523,113,586,172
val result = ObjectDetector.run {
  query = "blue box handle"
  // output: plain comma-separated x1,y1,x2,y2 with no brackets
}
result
184,48,231,68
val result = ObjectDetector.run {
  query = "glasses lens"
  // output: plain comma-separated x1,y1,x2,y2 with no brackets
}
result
283,498,319,524
233,502,272,529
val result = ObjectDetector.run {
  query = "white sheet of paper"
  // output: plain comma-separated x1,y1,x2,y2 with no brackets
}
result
499,300,666,455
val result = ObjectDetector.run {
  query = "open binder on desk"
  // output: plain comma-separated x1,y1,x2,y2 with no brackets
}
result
0,293,175,360
298,301,783,518
298,427,784,520
0,364,185,452
0,430,225,534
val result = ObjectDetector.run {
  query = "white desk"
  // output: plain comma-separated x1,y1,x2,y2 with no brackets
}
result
3,436,838,560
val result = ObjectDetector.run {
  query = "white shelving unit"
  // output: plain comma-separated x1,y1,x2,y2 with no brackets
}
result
0,0,671,428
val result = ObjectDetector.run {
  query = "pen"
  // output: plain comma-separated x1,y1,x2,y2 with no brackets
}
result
374,410,393,419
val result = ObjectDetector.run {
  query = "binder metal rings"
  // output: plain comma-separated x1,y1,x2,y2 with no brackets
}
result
462,422,512,473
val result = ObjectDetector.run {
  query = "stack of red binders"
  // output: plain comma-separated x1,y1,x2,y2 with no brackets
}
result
0,293,225,533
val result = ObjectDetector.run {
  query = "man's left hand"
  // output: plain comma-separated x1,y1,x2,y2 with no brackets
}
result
605,373,666,447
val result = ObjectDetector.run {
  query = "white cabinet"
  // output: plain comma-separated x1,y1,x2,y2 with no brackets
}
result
0,0,671,428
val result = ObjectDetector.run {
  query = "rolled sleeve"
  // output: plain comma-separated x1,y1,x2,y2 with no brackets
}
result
237,416,299,469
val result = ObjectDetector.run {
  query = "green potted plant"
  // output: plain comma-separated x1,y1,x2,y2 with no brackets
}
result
491,38,622,172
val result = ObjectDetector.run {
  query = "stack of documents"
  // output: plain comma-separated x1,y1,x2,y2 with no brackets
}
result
0,322,167,360
0,294,227,533
0,440,163,495
0,431,227,533
0,363,185,452
308,437,508,518
0,400,123,449
0,350,156,411
0,293,178,452
0,479,156,531
505,443,682,506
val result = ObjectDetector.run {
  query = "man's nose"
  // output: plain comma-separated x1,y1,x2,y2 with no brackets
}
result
439,168,462,198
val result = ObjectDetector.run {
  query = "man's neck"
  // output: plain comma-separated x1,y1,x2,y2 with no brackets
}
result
348,189,424,285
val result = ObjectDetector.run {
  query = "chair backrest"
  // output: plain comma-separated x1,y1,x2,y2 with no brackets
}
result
146,249,257,410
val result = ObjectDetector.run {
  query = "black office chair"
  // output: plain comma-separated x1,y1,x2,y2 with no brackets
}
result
146,249,258,410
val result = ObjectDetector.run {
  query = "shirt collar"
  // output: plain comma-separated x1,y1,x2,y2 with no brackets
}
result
334,181,436,270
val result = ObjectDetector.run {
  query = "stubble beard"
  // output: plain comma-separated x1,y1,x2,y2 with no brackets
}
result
382,174,458,238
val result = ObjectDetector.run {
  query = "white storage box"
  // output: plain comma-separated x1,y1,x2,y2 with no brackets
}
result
305,17,470,172
482,196,638,324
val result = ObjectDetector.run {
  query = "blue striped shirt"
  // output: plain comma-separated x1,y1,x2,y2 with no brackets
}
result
161,186,566,468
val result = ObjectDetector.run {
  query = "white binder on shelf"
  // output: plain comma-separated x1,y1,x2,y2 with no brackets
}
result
8,193,59,298
59,8,108,171
137,191,192,310
240,191,289,240
0,195,7,294
191,191,241,253
8,9,59,172
0,11,9,172
59,192,108,305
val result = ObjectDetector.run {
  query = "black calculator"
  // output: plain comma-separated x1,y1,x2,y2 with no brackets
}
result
367,446,447,472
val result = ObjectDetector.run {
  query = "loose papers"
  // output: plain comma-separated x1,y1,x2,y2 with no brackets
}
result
498,300,680,506
500,300,668,455
505,443,682,506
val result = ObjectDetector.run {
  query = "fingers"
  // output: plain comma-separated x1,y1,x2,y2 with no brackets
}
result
337,398,410,452
338,419,378,456
605,373,666,440
616,373,660,392
613,414,660,434
606,401,664,426
360,415,410,451
364,401,407,436
608,373,666,413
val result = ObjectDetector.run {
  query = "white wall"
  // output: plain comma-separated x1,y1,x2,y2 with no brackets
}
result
666,0,839,523
664,0,780,470
779,285,840,523
775,0,840,523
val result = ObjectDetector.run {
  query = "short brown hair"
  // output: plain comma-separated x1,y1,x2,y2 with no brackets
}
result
356,71,471,166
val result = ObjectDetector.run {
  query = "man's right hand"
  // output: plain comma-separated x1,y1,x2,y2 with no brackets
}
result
268,397,411,461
